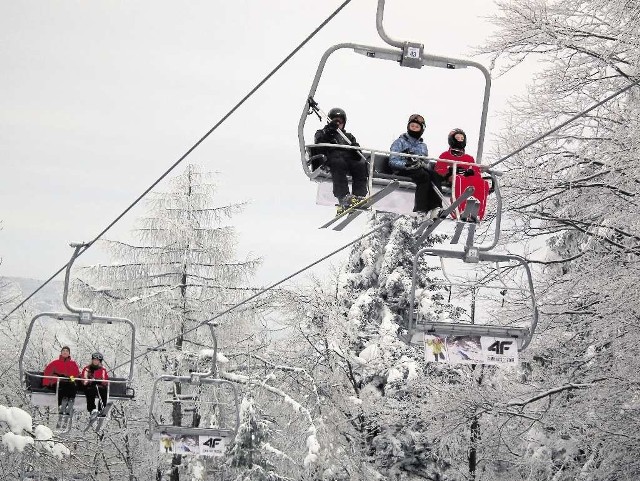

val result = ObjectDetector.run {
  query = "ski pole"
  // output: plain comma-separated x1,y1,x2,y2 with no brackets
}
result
307,97,368,162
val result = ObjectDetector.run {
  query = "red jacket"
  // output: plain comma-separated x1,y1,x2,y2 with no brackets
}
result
81,364,109,386
435,150,479,177
436,150,489,221
43,356,80,387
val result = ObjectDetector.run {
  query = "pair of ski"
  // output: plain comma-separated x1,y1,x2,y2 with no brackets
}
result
55,397,75,433
83,403,112,433
55,405,111,434
320,181,399,230
413,186,476,245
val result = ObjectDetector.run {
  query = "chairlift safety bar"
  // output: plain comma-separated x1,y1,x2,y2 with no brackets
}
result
19,311,136,383
19,243,137,386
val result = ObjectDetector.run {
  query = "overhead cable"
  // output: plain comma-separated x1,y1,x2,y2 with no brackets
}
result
111,214,401,372
2,0,353,322
489,77,640,169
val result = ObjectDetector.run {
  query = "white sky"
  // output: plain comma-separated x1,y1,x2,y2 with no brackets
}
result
0,0,532,288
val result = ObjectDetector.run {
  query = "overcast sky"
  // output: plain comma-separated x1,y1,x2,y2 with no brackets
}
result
0,0,532,291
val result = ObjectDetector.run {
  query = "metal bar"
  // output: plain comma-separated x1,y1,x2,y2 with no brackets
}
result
62,243,93,320
409,189,475,332
375,0,404,49
415,249,538,350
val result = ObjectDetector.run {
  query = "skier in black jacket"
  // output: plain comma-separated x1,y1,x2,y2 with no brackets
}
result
313,107,368,212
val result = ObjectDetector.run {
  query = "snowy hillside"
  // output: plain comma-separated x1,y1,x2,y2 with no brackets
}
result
0,277,64,313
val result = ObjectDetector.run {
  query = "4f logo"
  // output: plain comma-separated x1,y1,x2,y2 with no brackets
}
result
203,437,222,448
488,340,513,355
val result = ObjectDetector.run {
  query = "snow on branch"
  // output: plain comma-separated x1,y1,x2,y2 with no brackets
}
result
221,372,320,467
507,378,608,407
251,355,322,407
0,406,70,459
263,442,296,463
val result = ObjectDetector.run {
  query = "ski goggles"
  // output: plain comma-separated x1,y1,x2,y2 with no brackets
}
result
408,114,425,127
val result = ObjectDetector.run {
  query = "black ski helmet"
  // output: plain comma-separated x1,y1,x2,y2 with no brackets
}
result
407,113,425,139
91,352,104,362
448,128,467,150
328,107,347,126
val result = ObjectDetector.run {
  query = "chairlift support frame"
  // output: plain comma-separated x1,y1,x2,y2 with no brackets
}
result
298,0,504,232
299,0,492,187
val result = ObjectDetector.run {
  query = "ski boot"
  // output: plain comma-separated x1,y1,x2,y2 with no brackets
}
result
336,194,354,215
350,195,366,209
86,403,112,433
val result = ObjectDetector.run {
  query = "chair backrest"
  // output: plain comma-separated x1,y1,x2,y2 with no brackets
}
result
26,371,44,390
373,154,393,175
25,371,135,399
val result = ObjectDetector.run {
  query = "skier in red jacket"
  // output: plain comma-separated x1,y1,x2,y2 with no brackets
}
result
434,128,490,221
43,346,80,413
81,352,109,416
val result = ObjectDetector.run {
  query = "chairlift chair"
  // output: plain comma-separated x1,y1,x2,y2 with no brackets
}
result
299,0,500,220
18,243,136,431
405,246,539,358
147,324,240,456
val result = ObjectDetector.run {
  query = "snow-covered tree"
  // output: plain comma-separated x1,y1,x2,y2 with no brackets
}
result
75,164,261,480
472,0,640,478
227,395,289,481
272,214,495,480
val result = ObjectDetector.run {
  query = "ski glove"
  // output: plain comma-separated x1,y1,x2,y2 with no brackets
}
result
325,118,341,132
446,166,474,177
404,158,425,171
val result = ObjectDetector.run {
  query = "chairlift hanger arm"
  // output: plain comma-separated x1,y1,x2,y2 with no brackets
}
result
63,242,92,320
189,322,218,379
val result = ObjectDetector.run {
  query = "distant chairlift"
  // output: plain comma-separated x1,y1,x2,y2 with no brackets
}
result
299,0,500,229
18,243,136,432
147,323,240,456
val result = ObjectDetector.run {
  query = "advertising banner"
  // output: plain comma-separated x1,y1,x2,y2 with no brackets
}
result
159,432,230,457
424,334,518,365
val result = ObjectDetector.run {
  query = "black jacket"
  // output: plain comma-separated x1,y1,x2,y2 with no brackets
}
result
312,126,361,168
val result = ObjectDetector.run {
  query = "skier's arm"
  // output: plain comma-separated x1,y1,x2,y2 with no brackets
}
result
345,133,365,162
389,137,408,171
314,121,339,144
43,361,57,386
